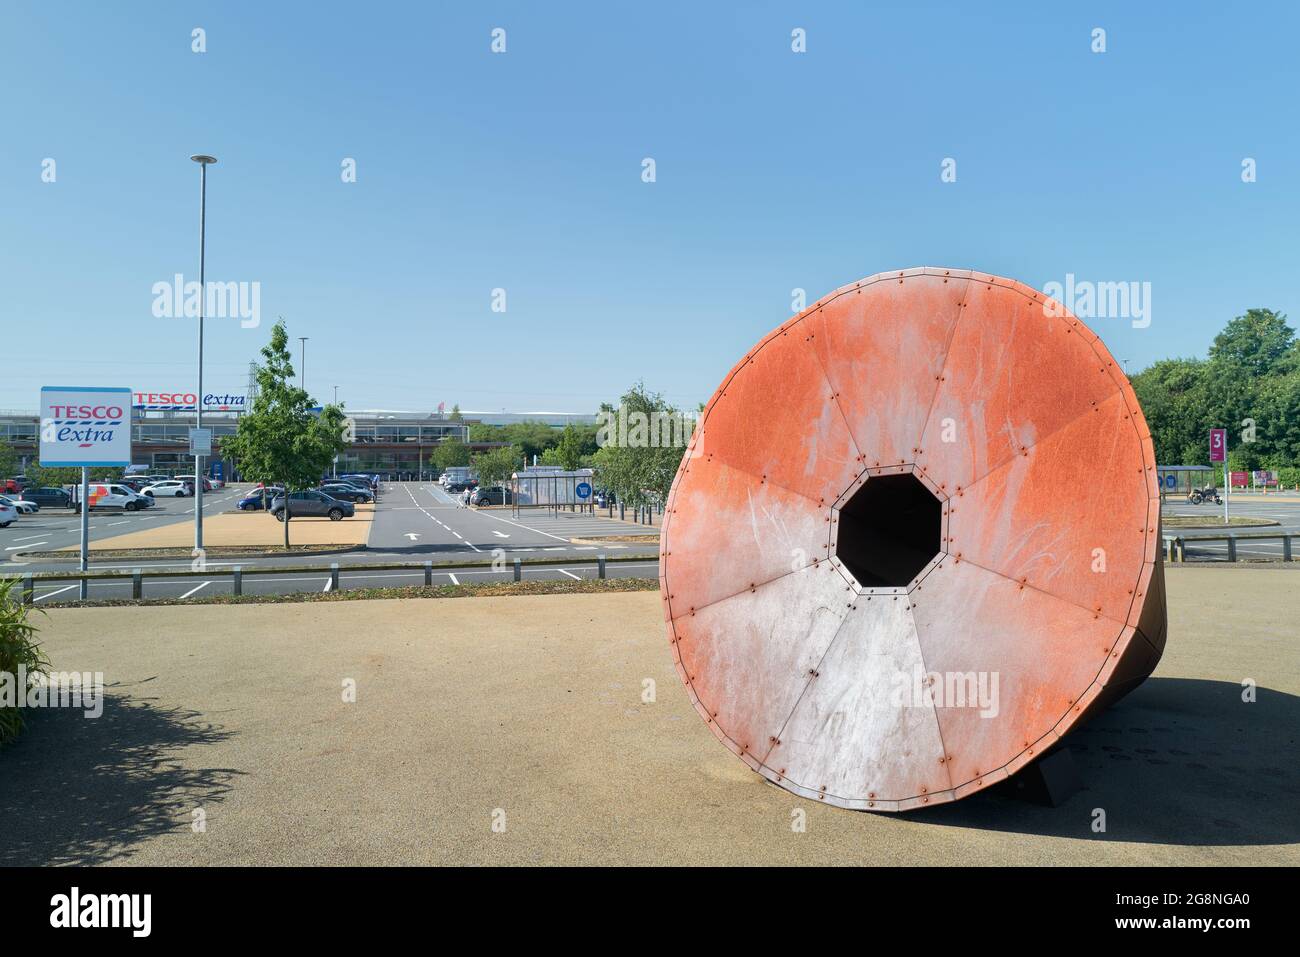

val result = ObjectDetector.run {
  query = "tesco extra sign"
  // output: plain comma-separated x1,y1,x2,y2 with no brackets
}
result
39,386,132,467
133,391,246,412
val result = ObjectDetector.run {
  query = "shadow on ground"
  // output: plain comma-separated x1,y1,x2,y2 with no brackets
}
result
0,688,239,866
908,677,1300,846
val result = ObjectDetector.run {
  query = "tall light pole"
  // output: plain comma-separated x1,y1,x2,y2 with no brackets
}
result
190,154,217,551
333,385,339,405
299,337,309,392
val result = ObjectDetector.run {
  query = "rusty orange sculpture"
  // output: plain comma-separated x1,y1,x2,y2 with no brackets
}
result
661,268,1165,811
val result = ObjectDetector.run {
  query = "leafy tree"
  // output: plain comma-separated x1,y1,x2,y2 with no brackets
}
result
591,382,692,508
432,437,471,472
223,320,348,548
448,404,463,423
0,439,17,480
553,423,585,471
1208,309,1294,376
472,445,519,487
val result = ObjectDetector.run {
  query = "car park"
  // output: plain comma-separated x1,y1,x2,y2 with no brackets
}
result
270,490,355,522
144,480,192,498
19,486,73,508
0,494,38,515
0,501,16,528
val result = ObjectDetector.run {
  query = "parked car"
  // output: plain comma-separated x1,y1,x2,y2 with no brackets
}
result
72,483,153,512
470,486,513,507
0,501,16,528
144,480,192,498
0,494,38,515
238,486,282,510
2,478,21,494
270,490,355,522
173,475,214,493
19,486,73,508
318,483,373,503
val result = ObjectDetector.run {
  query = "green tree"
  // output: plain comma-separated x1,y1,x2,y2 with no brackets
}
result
0,439,17,480
1208,308,1294,376
432,437,471,472
553,423,585,471
472,446,519,489
223,320,348,548
591,382,692,508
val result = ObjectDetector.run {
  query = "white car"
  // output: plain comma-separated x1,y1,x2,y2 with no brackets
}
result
144,480,192,498
0,494,37,515
0,502,16,528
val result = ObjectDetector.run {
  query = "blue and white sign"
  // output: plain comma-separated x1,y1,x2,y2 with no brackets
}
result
39,386,133,467
576,481,592,499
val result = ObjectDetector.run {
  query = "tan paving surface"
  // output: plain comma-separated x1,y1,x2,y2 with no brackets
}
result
0,566,1296,865
57,505,373,551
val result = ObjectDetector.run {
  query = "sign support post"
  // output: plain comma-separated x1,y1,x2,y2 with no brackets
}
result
39,387,132,603
79,467,89,600
1209,428,1228,526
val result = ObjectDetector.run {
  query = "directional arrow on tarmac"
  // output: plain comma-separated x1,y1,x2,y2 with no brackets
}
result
405,533,420,541
492,531,510,538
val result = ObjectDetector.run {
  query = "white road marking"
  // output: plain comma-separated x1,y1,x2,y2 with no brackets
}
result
405,532,420,541
35,584,78,602
558,568,581,580
179,581,210,600
5,542,46,550
323,577,333,593
448,573,460,585
492,531,510,538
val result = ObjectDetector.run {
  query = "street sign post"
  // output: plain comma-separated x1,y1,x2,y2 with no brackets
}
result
40,387,132,599
189,427,213,456
1209,428,1228,523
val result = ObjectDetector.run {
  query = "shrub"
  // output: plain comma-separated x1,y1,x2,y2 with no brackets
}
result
0,577,49,746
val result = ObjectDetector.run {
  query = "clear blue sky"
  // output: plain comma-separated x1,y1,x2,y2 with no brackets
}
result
1,1,1296,414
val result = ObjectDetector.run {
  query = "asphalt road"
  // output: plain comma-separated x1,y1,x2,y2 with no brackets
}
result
0,486,247,560
1160,494,1300,561
1,482,661,602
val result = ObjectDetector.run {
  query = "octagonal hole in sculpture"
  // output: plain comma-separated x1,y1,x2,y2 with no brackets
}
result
835,474,942,588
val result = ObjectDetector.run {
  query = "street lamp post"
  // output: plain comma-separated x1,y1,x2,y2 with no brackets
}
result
190,154,217,552
299,337,309,391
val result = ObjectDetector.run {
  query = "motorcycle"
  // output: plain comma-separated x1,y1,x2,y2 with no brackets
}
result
1187,485,1223,505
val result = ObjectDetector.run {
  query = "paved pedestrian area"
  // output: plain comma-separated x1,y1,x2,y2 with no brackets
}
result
0,567,1295,865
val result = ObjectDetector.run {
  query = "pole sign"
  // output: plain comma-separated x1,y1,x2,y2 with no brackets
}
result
1208,428,1226,463
189,428,213,456
39,387,132,466
576,481,592,499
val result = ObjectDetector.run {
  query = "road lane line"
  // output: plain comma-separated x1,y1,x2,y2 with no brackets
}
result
179,581,211,600
5,542,46,550
448,573,460,585
558,569,581,580
35,584,78,602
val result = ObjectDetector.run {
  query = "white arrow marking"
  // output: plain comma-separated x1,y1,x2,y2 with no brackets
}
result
405,533,420,541
492,530,510,538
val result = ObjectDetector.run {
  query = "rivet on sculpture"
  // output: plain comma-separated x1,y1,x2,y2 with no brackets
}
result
661,268,1166,812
